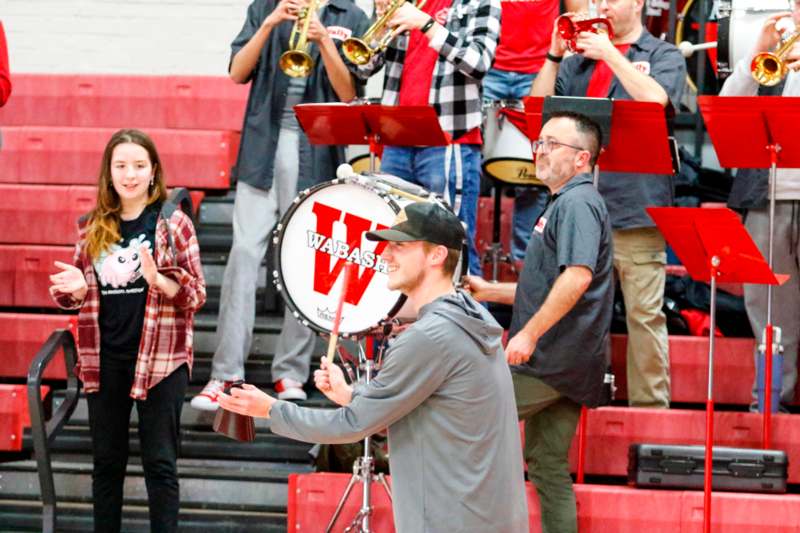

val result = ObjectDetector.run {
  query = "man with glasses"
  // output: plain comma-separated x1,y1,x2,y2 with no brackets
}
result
529,0,686,409
466,111,613,533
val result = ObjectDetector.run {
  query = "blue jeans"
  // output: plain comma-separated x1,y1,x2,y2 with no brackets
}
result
380,144,482,275
482,68,550,261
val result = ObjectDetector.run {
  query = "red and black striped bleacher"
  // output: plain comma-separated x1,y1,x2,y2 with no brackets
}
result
0,73,797,531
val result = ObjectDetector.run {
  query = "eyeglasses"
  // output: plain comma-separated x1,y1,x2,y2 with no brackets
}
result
531,138,586,155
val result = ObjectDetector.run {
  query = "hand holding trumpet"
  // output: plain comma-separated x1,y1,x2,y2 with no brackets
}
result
387,2,435,38
264,0,306,28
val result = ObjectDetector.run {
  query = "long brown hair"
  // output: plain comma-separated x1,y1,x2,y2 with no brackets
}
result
85,129,168,260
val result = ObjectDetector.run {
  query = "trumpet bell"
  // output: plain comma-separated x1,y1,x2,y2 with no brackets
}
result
751,52,786,87
342,37,372,66
280,50,314,78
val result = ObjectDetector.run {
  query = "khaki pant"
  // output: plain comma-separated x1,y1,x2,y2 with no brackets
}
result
513,373,581,533
613,227,671,407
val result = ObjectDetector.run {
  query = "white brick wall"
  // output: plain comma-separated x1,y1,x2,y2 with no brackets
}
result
3,0,261,75
3,0,381,90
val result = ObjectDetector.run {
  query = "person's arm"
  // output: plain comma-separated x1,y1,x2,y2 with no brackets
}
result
150,211,207,312
505,265,592,364
219,326,449,444
720,12,791,97
0,22,11,107
229,0,304,83
49,239,87,310
575,31,669,105
530,16,569,96
462,275,517,305
387,0,501,80
307,15,357,101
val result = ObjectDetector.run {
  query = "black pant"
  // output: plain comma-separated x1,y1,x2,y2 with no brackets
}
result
87,360,188,533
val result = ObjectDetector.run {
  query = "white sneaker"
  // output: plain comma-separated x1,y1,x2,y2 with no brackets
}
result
190,378,232,411
274,378,307,401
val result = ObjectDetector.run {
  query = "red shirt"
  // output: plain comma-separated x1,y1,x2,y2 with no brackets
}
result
0,22,11,107
586,44,632,97
493,0,559,74
397,0,482,144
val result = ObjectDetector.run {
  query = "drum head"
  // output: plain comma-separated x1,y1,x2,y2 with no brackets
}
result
482,100,543,187
273,179,407,337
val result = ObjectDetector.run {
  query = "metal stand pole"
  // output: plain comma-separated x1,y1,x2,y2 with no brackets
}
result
703,255,720,533
325,342,392,533
762,144,782,448
368,133,380,174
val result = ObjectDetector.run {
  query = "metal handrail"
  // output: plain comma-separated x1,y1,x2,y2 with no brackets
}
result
27,328,81,533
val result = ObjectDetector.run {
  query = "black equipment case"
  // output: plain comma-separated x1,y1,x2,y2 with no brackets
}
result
628,444,788,493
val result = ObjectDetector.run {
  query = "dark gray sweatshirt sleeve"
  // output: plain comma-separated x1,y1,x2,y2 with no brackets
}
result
269,327,449,444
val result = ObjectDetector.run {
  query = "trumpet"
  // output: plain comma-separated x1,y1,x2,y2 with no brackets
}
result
279,0,320,78
342,0,427,66
556,15,614,54
751,28,800,86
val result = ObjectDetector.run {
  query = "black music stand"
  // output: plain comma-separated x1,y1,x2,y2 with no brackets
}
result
524,96,677,177
698,95,800,448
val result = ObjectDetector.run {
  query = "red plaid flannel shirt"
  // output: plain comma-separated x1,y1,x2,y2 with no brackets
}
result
52,208,206,400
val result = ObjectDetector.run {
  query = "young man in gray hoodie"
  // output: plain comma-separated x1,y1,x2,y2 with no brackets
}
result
218,201,529,533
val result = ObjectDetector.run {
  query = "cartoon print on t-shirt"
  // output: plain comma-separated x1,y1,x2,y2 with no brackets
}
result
95,234,152,288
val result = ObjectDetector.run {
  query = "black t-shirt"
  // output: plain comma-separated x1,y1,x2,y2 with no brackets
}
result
95,203,160,363
509,173,614,407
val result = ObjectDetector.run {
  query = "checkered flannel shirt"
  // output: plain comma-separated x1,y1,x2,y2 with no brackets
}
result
52,208,206,400
357,0,501,140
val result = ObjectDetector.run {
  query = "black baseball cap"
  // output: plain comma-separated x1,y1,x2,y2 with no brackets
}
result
365,202,465,250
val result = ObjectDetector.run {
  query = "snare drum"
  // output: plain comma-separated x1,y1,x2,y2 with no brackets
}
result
482,100,542,187
272,174,464,337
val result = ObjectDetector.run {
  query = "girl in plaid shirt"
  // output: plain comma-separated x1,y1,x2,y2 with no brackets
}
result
49,129,206,533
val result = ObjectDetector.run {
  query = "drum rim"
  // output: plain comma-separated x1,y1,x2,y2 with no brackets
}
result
482,157,543,187
271,177,409,338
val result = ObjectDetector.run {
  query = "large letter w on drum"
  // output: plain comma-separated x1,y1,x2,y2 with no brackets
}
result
310,202,389,305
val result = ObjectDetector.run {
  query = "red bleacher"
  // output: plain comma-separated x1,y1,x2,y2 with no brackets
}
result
0,127,238,188
0,314,72,380
288,473,800,532
0,385,50,451
566,407,800,482
0,74,248,130
611,334,756,405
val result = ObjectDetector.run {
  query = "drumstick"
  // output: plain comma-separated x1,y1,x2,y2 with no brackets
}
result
324,262,357,367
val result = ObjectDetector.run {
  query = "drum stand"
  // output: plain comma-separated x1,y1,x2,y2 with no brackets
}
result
326,338,392,533
483,181,516,282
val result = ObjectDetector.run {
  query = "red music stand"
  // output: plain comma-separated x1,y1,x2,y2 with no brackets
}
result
294,103,449,173
648,206,784,533
524,96,675,175
698,95,800,449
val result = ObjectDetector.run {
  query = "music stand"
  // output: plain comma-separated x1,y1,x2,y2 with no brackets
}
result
647,206,783,533
698,95,800,448
294,103,448,173
524,96,677,177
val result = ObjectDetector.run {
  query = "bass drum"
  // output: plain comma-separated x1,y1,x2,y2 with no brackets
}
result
272,174,465,337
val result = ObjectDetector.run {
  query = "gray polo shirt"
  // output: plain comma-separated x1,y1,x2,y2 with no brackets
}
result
230,0,371,191
555,29,686,229
509,173,613,407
